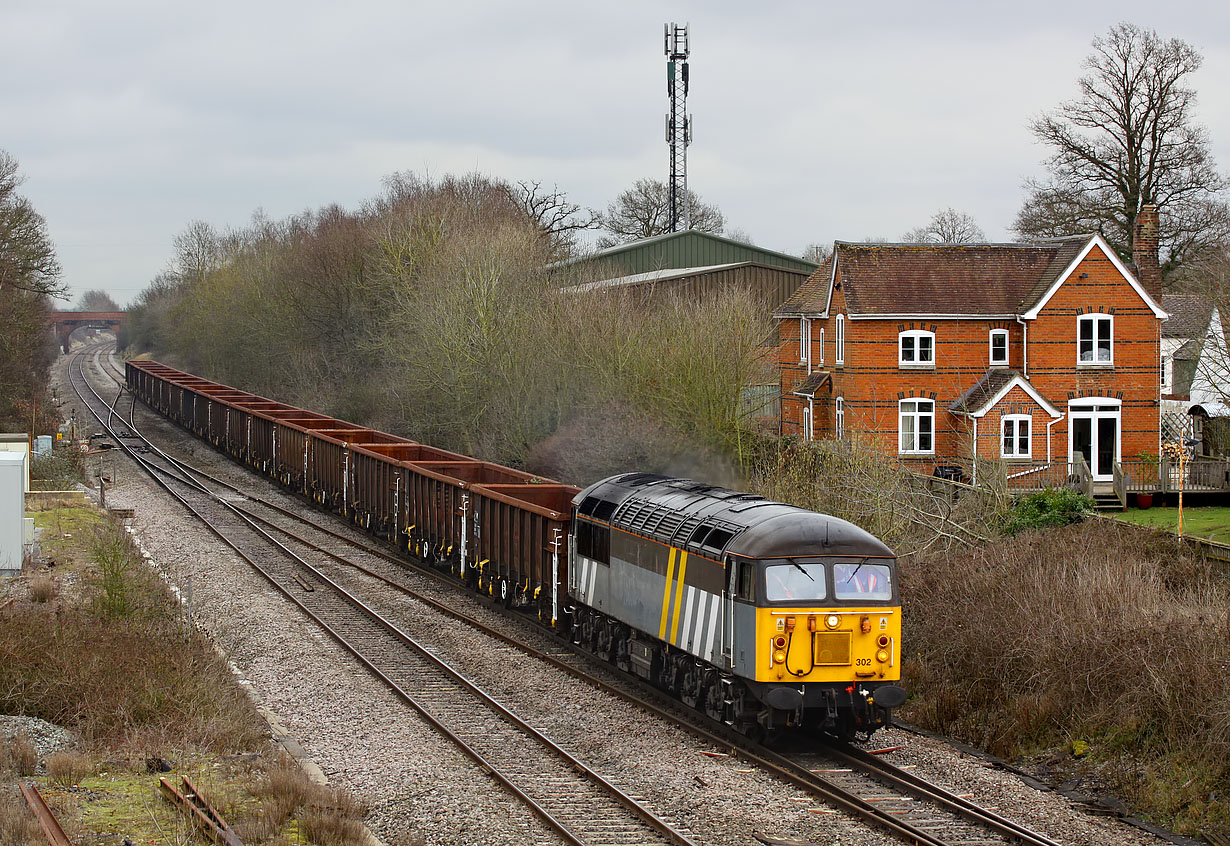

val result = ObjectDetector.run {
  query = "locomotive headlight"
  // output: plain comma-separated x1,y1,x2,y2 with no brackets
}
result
876,649,890,663
773,649,787,664
825,614,840,629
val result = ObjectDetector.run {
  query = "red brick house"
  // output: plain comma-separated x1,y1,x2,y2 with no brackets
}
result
775,231,1167,481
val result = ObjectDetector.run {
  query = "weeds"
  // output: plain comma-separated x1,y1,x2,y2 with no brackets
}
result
91,522,137,616
0,785,42,846
0,734,36,777
240,756,368,844
46,751,91,786
27,574,56,603
899,520,1229,836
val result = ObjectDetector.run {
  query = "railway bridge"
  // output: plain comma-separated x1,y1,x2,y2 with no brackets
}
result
49,311,126,353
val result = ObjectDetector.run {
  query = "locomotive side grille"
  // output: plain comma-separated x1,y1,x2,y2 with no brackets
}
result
813,632,851,665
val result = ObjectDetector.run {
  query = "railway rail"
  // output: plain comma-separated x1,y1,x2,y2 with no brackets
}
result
70,344,698,846
78,342,1069,846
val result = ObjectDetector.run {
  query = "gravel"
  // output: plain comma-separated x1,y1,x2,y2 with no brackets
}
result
0,716,76,760
48,347,1185,846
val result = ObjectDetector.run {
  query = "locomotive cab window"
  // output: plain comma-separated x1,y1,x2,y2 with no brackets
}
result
833,561,893,601
763,560,828,603
574,519,610,565
736,561,756,601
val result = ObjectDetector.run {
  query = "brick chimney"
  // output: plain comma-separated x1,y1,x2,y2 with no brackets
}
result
1132,203,1162,300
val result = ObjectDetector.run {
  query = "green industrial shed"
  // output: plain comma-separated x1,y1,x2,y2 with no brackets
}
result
555,230,818,313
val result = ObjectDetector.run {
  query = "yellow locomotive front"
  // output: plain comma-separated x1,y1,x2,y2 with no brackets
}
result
737,556,905,737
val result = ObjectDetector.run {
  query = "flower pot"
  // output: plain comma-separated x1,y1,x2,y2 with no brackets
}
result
1137,493,1153,509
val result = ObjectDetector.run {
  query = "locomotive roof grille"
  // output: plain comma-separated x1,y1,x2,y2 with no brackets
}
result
609,495,746,554
573,473,895,560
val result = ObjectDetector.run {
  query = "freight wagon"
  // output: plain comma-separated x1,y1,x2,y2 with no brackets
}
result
126,360,578,623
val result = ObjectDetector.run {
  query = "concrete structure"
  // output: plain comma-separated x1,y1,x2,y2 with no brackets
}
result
0,434,30,492
0,453,25,577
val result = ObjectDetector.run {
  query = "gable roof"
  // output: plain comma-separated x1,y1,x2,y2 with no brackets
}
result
949,369,1061,418
773,235,1166,320
776,254,834,315
558,230,818,277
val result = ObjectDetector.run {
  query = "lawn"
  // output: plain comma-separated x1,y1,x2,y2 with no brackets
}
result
1114,505,1230,543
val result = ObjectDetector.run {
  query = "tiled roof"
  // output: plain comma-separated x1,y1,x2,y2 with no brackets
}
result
1161,293,1213,338
775,255,832,315
949,369,1019,414
791,371,832,396
775,237,1092,317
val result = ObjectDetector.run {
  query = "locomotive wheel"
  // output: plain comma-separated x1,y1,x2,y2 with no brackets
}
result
680,665,702,709
702,672,726,723
612,629,630,673
595,624,613,663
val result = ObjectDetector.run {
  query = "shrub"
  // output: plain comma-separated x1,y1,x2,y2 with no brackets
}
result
299,784,369,846
0,603,266,749
29,451,83,491
0,734,36,777
998,488,1092,535
28,574,56,603
46,751,91,786
900,519,1229,834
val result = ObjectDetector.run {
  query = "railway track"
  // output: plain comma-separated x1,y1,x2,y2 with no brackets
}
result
82,344,1072,846
70,344,699,846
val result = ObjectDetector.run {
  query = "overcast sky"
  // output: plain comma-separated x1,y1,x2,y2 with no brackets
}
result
5,0,1230,307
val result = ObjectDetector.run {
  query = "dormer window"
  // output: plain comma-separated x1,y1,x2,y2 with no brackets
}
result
1078,314,1113,366
899,330,934,367
989,329,1009,366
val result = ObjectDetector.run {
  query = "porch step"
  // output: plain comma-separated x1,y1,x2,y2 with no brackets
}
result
1092,493,1123,512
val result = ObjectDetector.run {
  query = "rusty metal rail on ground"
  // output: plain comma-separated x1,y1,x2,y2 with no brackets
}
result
159,775,244,846
20,783,72,846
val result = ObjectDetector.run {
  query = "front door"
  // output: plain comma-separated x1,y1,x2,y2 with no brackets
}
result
1069,402,1120,480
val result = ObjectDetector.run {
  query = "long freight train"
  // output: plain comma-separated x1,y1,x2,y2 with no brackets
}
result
126,359,905,738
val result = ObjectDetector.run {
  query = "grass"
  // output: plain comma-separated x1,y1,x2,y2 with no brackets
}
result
1113,505,1230,543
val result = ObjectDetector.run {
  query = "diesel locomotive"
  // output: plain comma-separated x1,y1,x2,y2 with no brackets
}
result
126,359,904,739
570,473,904,738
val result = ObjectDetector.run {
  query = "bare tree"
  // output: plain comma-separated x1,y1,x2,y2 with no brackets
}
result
0,151,64,299
801,243,832,265
597,178,725,246
724,227,755,245
1014,23,1230,281
75,289,121,312
172,220,223,286
902,208,986,243
507,180,598,260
